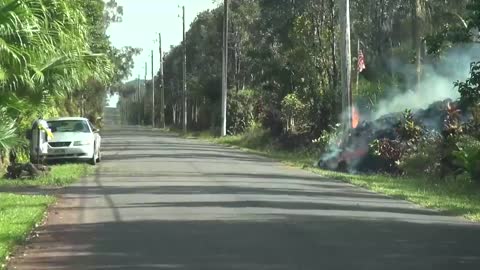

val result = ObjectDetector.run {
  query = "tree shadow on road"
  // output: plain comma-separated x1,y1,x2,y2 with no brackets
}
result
9,216,480,270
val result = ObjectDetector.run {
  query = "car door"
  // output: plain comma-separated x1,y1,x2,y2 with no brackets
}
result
88,120,101,153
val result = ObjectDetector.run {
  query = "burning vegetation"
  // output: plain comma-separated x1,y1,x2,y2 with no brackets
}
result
320,100,463,171
319,79,480,182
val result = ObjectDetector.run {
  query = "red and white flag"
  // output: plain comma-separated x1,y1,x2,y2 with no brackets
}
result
357,50,366,73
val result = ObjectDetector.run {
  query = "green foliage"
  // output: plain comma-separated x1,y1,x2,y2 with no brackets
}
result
355,78,387,110
109,47,142,85
216,126,274,151
369,110,424,174
0,0,133,169
443,102,463,137
455,61,480,107
398,109,423,143
0,111,19,155
399,134,443,177
281,93,308,133
0,194,55,268
227,89,257,135
156,0,479,137
312,124,342,152
467,0,480,30
452,136,480,182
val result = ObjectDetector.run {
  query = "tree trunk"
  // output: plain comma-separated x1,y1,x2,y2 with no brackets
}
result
414,0,424,91
173,104,176,125
195,100,199,124
329,0,337,91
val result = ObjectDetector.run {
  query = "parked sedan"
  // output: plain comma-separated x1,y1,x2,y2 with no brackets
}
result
44,117,102,165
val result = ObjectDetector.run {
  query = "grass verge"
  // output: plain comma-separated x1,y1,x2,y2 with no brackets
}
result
0,163,92,268
0,193,55,269
0,164,93,188
184,128,480,222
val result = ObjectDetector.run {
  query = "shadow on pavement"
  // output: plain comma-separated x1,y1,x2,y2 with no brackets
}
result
15,217,480,270
9,126,480,270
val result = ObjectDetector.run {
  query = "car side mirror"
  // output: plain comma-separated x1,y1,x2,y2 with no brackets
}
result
26,130,32,140
93,128,100,133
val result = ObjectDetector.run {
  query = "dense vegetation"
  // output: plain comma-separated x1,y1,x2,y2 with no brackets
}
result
120,0,480,182
0,0,139,169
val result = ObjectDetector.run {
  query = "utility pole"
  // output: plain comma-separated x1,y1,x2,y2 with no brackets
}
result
151,50,155,128
142,61,148,125
182,6,187,133
221,0,229,136
137,74,141,125
159,33,165,129
339,0,352,132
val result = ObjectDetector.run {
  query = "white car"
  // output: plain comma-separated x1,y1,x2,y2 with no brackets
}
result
44,117,102,165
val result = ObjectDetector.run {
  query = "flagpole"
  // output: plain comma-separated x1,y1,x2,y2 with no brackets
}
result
355,39,360,95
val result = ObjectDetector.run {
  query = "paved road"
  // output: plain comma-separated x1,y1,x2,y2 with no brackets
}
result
9,126,480,270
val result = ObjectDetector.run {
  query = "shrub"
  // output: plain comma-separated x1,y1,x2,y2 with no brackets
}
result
257,91,284,136
312,124,342,152
369,109,425,174
452,135,480,183
227,89,257,135
355,77,387,110
281,93,309,133
399,133,443,177
397,109,423,143
455,61,480,107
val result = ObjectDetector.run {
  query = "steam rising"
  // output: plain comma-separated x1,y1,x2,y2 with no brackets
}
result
373,44,480,119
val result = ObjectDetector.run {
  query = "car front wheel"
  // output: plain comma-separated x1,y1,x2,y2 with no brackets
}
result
89,145,97,166
96,149,102,163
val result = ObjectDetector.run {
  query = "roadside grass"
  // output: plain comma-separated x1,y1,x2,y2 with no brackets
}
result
184,128,480,222
0,163,92,268
0,164,93,188
0,193,55,269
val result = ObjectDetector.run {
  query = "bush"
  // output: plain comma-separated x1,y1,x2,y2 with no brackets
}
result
257,91,284,136
452,135,480,183
394,109,423,145
455,61,480,107
369,109,425,174
281,93,309,133
227,89,257,135
399,133,443,177
312,124,342,152
355,78,386,110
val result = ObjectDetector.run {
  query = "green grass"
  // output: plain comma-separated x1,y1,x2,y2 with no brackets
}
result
0,164,93,188
0,163,92,268
187,128,480,222
0,194,55,269
309,169,480,221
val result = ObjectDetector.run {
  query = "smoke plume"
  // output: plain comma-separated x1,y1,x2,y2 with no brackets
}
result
373,44,480,119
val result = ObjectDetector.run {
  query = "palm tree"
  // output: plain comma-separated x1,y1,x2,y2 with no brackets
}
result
0,0,114,161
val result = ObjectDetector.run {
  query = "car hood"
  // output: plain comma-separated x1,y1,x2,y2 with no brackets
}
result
50,132,93,142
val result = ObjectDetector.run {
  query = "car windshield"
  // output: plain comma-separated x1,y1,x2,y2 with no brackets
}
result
48,120,90,133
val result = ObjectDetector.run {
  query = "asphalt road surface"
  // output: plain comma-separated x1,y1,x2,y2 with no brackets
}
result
9,126,480,270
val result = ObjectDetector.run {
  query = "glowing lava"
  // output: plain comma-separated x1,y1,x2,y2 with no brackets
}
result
352,106,360,129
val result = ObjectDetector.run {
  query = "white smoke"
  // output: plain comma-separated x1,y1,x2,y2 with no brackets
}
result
373,44,480,119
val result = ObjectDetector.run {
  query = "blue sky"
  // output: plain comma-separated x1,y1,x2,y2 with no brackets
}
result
107,0,219,82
